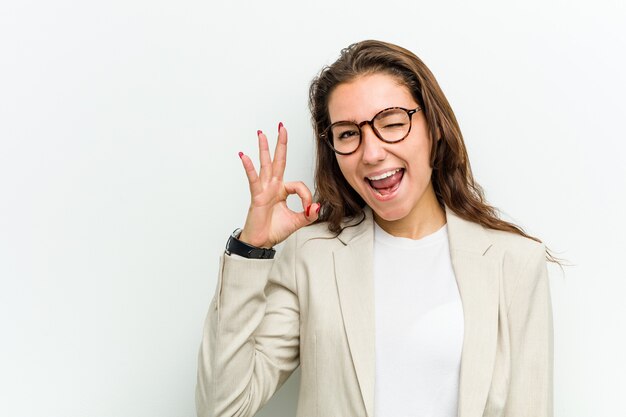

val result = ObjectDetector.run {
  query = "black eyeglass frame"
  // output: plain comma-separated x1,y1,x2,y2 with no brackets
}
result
320,106,421,155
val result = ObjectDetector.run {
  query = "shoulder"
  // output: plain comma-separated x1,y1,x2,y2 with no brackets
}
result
270,221,347,288
289,220,345,255
484,226,547,277
295,220,338,242
276,216,361,261
445,204,545,267
482,227,548,306
484,227,546,260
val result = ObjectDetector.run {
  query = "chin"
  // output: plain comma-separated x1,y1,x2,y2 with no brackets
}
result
368,203,412,222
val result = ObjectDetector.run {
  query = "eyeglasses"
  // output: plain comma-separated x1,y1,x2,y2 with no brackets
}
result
320,106,421,155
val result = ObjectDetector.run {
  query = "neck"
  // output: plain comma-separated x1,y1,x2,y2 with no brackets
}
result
373,184,446,239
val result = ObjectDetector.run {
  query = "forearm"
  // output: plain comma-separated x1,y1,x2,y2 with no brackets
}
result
196,239,300,417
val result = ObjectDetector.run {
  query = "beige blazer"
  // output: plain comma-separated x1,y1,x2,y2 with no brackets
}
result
196,204,553,417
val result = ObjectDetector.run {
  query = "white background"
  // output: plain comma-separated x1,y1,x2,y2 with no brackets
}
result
1,0,625,416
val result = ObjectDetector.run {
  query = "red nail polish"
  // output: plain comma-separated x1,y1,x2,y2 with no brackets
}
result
306,204,311,217
257,130,262,136
315,205,321,214
238,151,243,158
278,122,283,132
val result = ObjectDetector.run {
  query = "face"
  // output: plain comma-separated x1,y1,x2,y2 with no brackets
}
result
327,72,436,223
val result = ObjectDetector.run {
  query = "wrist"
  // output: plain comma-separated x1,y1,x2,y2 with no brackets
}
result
238,230,273,249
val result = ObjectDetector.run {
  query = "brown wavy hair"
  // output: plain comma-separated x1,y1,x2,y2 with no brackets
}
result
309,39,565,266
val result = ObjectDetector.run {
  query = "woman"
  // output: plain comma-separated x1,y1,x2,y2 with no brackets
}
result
196,40,558,417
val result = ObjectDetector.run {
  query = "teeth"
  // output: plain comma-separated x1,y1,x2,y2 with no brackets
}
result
367,168,401,181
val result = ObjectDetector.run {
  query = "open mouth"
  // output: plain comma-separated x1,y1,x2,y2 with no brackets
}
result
365,168,404,198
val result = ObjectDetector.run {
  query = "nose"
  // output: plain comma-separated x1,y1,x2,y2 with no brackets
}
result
360,124,386,165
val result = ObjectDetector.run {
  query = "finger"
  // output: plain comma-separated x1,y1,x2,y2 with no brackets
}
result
284,181,313,210
239,152,263,195
309,202,322,221
294,202,322,230
272,122,288,180
258,131,272,183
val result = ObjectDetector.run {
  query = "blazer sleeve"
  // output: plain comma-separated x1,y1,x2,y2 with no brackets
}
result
504,243,554,417
195,233,300,417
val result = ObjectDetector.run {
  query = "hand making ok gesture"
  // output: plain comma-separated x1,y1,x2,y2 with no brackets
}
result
237,123,321,249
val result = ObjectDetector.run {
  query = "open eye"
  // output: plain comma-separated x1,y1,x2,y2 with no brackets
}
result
338,130,359,139
331,123,360,141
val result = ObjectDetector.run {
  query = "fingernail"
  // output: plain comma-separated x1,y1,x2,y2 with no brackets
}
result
315,205,321,214
257,130,262,136
238,151,243,158
306,204,311,217
278,122,283,132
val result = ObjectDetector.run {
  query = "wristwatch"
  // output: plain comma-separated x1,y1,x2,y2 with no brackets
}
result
225,228,276,259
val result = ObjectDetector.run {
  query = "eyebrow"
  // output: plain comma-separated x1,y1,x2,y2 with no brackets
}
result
330,105,413,124
331,116,359,124
330,111,375,125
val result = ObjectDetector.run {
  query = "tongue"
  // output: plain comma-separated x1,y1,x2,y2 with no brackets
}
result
370,169,403,190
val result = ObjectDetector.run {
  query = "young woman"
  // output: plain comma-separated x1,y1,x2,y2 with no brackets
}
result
196,40,558,417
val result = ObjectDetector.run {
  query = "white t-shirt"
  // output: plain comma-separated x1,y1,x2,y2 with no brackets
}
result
373,221,464,417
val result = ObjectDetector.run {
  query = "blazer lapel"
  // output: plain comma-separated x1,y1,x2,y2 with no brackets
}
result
332,204,501,417
333,210,376,417
445,205,501,417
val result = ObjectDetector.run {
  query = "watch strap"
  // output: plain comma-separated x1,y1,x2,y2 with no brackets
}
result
225,228,276,259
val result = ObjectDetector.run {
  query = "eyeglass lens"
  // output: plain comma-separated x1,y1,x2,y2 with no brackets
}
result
330,108,411,154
